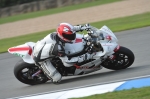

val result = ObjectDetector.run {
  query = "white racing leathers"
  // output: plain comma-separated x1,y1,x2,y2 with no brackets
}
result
33,35,62,82
33,25,92,82
33,25,114,82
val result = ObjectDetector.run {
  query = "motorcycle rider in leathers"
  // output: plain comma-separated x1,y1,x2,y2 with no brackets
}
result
33,22,107,83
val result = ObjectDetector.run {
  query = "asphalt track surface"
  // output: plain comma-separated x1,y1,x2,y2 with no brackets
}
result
0,27,150,99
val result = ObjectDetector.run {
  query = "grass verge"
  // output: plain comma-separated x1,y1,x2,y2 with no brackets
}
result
0,12,150,53
0,0,122,24
70,86,150,99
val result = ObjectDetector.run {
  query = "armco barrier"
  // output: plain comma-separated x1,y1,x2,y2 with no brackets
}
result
10,76,150,99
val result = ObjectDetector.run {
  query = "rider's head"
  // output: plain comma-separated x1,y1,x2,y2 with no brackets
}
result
57,23,76,43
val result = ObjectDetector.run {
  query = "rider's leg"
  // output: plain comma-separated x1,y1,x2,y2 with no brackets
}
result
33,41,62,83
39,59,62,83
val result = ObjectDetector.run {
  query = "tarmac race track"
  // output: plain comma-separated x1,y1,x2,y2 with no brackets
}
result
0,27,150,99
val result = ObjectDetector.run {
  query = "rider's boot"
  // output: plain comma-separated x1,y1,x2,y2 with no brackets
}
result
39,59,62,83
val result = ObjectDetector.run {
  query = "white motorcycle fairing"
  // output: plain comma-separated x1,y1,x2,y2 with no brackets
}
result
74,58,102,75
98,25,119,57
8,42,35,64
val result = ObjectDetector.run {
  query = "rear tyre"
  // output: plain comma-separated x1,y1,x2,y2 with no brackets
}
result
101,46,135,70
14,60,48,85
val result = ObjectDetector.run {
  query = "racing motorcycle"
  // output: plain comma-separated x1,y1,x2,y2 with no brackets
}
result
8,25,135,85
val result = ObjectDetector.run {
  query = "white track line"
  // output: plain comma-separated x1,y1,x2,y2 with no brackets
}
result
8,75,150,99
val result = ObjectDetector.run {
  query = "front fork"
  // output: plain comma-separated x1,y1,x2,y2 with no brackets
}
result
31,70,42,78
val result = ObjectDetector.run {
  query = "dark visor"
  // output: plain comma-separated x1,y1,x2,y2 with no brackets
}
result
62,33,76,40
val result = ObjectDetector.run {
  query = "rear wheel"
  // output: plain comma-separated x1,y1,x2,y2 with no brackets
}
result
101,46,135,70
14,60,48,85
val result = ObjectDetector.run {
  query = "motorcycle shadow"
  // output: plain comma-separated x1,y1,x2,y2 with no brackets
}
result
29,65,148,85
59,65,149,84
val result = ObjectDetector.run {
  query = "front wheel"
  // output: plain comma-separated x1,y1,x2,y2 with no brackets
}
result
14,60,48,85
101,46,135,70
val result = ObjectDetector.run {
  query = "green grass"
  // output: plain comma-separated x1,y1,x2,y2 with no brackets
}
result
1,12,150,53
0,0,122,24
70,86,150,99
90,12,150,31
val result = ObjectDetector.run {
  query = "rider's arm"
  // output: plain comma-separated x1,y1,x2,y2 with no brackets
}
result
73,24,104,40
73,25,85,32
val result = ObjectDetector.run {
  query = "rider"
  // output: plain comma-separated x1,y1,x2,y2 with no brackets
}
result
32,22,104,83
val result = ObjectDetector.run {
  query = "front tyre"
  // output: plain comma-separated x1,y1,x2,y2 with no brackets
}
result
101,46,135,70
14,60,48,85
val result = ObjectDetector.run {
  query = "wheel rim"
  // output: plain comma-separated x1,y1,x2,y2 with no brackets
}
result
102,52,130,69
113,53,129,67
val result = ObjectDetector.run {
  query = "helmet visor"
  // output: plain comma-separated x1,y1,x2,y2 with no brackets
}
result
62,33,76,40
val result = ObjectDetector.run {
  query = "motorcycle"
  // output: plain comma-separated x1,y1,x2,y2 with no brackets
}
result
8,25,135,85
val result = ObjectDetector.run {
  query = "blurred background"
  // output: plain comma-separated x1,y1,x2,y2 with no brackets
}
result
0,0,93,17
0,0,150,53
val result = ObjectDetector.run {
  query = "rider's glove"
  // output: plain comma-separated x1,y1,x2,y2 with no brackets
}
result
79,25,84,31
79,23,91,31
84,23,91,31
76,23,91,31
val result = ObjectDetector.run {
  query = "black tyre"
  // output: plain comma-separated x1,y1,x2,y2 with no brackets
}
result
14,60,48,85
101,46,135,70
